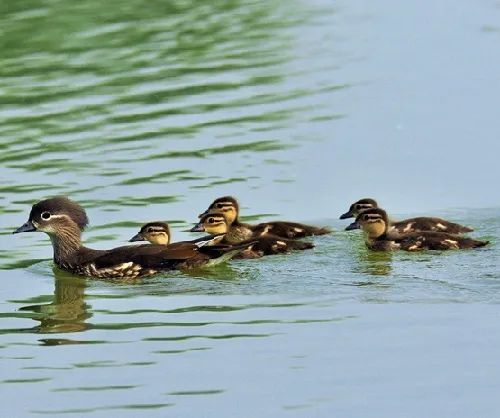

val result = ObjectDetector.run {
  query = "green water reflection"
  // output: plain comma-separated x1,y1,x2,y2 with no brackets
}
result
354,248,393,277
19,269,90,335
1,0,499,416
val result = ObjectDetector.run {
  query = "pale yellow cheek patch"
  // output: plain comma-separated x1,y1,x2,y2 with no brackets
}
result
150,233,169,245
205,223,227,235
219,207,237,225
363,220,386,238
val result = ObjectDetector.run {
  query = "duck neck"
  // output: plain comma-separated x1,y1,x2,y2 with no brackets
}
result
48,226,83,266
225,223,254,243
232,216,251,229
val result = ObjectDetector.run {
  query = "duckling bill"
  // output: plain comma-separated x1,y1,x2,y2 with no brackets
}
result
355,208,488,251
13,197,249,279
341,198,474,234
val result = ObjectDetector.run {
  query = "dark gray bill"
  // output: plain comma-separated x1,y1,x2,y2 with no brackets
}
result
345,221,361,231
129,233,145,242
13,220,37,234
190,222,205,232
339,210,354,220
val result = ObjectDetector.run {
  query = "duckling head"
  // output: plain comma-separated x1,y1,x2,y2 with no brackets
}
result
130,222,171,245
340,198,378,220
355,208,388,239
191,212,229,235
13,196,88,236
198,196,239,225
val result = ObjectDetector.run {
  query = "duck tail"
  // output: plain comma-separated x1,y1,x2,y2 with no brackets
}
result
314,226,332,235
287,240,315,251
203,249,241,267
475,240,489,248
202,241,258,266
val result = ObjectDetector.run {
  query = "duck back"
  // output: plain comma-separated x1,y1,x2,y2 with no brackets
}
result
391,217,473,234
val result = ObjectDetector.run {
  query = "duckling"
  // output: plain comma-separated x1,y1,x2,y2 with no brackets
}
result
13,197,251,279
340,198,473,234
191,212,314,258
130,222,172,245
199,196,331,239
129,221,225,246
355,208,488,251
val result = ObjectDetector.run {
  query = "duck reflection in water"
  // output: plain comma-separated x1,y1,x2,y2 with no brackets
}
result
354,249,393,278
20,268,91,338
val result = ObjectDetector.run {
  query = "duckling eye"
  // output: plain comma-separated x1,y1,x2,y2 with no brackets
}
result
208,218,215,224
41,211,51,220
216,203,223,209
362,215,369,221
147,227,154,233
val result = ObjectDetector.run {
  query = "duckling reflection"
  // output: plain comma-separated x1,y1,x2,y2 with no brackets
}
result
353,248,393,277
19,267,90,334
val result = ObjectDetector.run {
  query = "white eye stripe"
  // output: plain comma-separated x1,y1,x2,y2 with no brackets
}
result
206,219,224,224
361,214,383,222
45,214,70,220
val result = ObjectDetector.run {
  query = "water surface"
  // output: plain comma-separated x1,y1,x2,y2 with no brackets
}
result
1,0,499,416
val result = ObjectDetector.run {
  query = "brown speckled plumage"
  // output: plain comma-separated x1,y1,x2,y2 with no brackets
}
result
341,198,473,234
13,197,246,279
389,217,473,234
192,213,314,258
200,196,331,239
355,208,488,251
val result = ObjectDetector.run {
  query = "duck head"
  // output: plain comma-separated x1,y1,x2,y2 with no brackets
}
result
130,222,171,245
191,212,229,235
13,196,88,237
198,196,239,225
340,198,379,232
354,208,389,239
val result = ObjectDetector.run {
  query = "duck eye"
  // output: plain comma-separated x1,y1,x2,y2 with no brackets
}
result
147,227,154,233
208,218,215,224
362,215,369,221
216,203,223,209
41,211,51,220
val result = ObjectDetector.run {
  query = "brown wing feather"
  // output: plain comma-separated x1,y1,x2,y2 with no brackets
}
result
253,221,330,239
396,232,487,250
234,235,314,256
91,243,201,270
393,217,473,234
